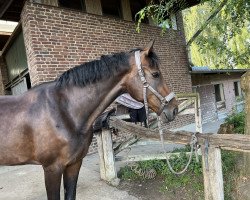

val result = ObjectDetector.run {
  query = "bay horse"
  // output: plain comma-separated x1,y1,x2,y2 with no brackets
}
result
0,41,178,200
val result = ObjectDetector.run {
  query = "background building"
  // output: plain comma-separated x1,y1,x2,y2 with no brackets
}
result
191,66,246,123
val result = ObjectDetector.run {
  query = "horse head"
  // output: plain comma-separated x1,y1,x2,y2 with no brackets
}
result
125,41,178,123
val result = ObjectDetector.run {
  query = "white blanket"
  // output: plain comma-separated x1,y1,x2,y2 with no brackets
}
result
115,93,144,109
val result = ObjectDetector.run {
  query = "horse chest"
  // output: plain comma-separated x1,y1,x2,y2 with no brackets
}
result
62,131,93,164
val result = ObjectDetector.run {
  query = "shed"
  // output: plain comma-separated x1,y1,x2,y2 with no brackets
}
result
191,66,247,123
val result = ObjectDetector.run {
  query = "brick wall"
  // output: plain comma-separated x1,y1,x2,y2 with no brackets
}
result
21,2,192,92
21,2,193,153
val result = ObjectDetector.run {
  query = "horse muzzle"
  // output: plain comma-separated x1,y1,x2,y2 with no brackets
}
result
160,105,178,123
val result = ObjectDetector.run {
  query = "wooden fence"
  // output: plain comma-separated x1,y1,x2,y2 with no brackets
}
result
97,118,250,200
96,93,250,200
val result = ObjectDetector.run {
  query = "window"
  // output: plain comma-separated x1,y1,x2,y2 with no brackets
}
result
214,84,225,102
101,0,122,18
234,81,242,97
59,0,85,11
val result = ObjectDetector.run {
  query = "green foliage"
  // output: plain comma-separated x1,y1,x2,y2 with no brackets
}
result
135,0,188,34
183,0,250,69
119,148,241,199
136,0,250,69
225,111,245,134
118,165,138,180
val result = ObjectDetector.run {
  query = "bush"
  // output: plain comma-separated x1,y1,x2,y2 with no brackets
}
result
225,111,245,134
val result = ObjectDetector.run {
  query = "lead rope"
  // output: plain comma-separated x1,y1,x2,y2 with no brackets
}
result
143,85,149,126
157,59,197,174
135,51,198,174
157,116,198,175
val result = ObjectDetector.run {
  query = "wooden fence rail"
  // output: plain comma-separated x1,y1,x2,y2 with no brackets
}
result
110,118,250,153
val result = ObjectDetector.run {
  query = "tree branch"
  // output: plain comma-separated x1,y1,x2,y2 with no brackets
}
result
186,0,228,47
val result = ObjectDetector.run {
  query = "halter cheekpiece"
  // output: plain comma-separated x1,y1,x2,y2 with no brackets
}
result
135,51,175,123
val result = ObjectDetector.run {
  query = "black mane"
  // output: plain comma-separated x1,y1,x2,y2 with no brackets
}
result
56,49,159,88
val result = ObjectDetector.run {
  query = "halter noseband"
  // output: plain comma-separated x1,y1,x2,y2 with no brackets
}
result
135,51,175,123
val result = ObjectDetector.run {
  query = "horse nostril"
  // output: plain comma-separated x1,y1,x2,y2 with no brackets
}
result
173,108,178,117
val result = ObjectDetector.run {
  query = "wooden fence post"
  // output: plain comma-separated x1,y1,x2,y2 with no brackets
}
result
195,93,203,133
241,72,250,175
96,129,120,186
202,146,224,200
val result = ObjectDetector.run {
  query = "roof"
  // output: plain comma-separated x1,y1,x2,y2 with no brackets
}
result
0,0,205,22
191,66,249,74
0,0,207,51
0,20,18,49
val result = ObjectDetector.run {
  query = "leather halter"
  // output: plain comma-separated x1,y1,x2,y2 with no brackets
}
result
134,51,175,123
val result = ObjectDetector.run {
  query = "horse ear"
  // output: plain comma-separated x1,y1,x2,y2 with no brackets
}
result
143,40,155,56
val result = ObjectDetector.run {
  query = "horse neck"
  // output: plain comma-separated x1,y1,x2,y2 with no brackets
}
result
62,75,125,131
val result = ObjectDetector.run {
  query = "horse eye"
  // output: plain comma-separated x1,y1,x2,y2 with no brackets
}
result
152,72,160,78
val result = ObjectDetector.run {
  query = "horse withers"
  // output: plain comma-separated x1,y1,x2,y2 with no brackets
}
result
0,41,178,200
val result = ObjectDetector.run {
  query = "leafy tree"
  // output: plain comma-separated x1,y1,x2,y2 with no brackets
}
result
136,0,250,69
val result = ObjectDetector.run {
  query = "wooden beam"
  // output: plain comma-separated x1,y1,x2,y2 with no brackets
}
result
178,108,195,115
96,132,106,180
96,129,120,186
109,118,250,153
121,0,132,21
115,152,191,162
176,93,198,98
114,136,139,155
85,0,102,15
0,0,14,18
195,93,203,133
178,99,194,113
202,147,224,200
0,31,12,36
240,71,250,175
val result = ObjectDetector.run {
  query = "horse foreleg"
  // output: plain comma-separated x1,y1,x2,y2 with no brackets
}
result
63,159,83,200
43,165,64,200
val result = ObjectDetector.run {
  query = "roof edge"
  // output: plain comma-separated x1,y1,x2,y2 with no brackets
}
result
190,69,250,74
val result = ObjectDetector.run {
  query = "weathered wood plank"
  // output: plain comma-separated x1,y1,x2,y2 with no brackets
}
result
96,129,120,186
176,93,198,98
115,152,191,162
96,132,106,180
241,72,250,175
178,108,195,115
114,136,139,155
195,93,203,133
178,99,194,113
101,129,120,186
202,147,224,200
109,118,250,152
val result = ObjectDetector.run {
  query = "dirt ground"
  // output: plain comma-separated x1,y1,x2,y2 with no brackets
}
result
118,176,203,200
118,173,250,200
118,177,167,200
